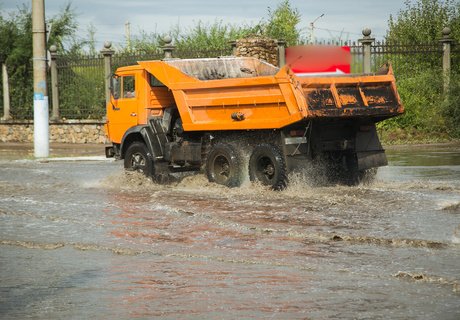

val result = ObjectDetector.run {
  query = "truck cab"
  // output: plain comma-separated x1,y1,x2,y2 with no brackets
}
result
106,66,175,145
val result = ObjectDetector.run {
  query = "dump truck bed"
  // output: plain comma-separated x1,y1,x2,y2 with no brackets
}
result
138,57,403,131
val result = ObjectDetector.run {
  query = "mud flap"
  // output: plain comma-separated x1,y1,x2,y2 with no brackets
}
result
357,151,387,170
354,123,387,170
105,146,115,158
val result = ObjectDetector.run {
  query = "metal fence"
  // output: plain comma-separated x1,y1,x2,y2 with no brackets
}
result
452,45,460,73
53,42,450,119
0,29,456,121
56,55,105,119
53,48,234,119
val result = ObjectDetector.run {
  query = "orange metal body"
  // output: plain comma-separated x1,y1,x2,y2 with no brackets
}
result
106,58,403,144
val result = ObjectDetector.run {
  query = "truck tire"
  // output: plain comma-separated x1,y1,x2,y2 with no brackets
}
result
335,154,377,186
348,168,377,186
249,144,287,190
206,143,243,187
124,142,153,177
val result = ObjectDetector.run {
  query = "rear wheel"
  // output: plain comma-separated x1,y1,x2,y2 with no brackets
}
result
249,144,287,190
327,153,378,186
124,142,153,177
352,168,377,185
206,143,243,187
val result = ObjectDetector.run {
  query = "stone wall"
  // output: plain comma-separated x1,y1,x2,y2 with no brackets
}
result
235,37,279,66
0,121,108,144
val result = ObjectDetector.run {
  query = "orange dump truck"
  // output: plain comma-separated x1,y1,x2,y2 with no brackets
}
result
105,57,403,189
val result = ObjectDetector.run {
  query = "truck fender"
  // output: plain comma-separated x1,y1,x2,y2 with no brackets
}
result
120,125,153,159
139,125,162,160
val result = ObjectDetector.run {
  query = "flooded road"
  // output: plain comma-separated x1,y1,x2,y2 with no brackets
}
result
1,143,459,319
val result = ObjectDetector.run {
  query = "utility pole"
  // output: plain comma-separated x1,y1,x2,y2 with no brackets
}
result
309,13,325,44
1,64,11,120
32,0,49,158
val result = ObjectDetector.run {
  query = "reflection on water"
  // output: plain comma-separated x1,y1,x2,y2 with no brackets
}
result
0,144,459,319
379,144,460,184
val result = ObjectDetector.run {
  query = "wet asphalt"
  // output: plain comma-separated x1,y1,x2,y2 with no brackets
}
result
0,142,459,319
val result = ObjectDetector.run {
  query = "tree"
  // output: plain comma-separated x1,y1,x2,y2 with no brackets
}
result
47,3,78,53
387,0,459,43
263,0,301,46
381,0,460,138
0,5,33,118
0,3,84,118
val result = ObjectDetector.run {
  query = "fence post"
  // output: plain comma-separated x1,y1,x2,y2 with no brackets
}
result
277,40,286,67
359,28,375,73
101,41,114,106
229,40,237,56
161,36,175,60
1,63,11,120
440,27,453,94
49,45,60,121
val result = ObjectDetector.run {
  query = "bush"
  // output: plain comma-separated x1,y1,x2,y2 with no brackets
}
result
442,72,460,137
379,71,442,133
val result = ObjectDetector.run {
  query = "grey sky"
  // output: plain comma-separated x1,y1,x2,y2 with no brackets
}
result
1,0,405,48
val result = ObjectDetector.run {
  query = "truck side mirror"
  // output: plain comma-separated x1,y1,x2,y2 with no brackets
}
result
110,75,120,100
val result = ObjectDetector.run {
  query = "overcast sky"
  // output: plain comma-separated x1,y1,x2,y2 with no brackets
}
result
1,0,406,48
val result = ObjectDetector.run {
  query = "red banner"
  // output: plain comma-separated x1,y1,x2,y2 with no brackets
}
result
285,45,351,76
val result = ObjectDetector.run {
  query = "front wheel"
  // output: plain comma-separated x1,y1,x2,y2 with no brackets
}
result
124,142,153,177
249,144,288,190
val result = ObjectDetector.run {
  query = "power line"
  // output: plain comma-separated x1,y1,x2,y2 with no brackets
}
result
314,27,385,38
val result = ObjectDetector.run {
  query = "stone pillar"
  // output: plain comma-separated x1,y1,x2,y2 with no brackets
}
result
235,37,278,66
49,45,60,121
101,41,114,106
358,28,375,74
440,27,454,94
1,63,11,120
229,40,237,56
161,35,175,60
277,40,286,67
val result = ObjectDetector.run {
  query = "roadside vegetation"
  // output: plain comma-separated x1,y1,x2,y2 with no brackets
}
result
379,0,460,143
0,0,459,142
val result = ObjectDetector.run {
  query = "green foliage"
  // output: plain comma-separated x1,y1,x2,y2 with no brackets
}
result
174,21,256,51
127,20,259,57
58,61,105,119
442,72,460,137
379,69,445,131
379,70,460,142
47,3,78,54
380,0,460,141
0,3,90,119
0,5,33,118
387,0,460,43
263,0,301,46
120,30,160,54
128,0,302,54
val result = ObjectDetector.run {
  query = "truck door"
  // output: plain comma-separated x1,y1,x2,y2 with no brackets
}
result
107,74,138,144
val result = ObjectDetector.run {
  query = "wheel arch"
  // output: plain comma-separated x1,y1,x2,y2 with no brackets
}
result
120,125,150,159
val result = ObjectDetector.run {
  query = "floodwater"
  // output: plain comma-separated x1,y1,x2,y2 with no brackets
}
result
0,143,459,319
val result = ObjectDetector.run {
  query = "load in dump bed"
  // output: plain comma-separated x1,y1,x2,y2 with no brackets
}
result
105,57,403,189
